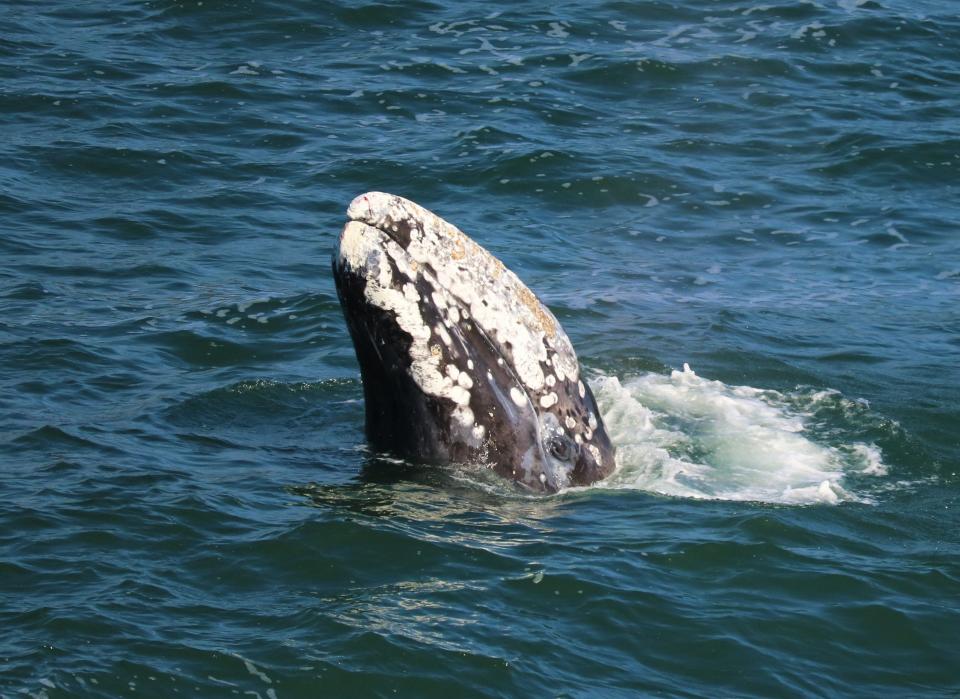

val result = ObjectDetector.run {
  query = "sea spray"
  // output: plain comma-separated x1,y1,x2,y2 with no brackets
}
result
592,365,888,504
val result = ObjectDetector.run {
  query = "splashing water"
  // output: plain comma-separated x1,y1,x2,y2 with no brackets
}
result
591,365,888,505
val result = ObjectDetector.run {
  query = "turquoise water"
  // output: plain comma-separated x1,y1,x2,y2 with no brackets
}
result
2,0,959,696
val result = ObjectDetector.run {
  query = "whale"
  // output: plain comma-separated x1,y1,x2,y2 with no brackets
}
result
332,192,615,493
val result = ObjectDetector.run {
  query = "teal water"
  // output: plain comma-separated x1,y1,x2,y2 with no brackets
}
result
2,1,959,696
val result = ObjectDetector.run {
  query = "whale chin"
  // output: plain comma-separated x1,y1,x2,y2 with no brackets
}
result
333,192,615,493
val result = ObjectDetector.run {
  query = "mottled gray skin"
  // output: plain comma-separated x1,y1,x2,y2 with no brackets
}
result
332,192,615,493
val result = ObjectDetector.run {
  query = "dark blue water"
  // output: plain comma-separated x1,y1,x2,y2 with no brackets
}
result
2,1,958,696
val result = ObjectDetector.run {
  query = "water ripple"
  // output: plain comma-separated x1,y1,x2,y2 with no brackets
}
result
1,0,958,696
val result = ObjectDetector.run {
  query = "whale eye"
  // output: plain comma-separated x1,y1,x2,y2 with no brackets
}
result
547,436,576,462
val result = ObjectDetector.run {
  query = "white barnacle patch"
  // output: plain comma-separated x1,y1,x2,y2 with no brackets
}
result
338,220,378,271
565,416,577,430
539,392,558,409
574,434,583,444
435,324,452,347
588,412,598,430
510,386,527,407
457,372,473,389
446,364,459,381
453,405,474,427
545,374,556,387
584,427,593,441
553,347,579,385
390,245,416,278
467,359,474,370
553,360,566,383
449,385,471,406
472,424,486,440
578,380,586,398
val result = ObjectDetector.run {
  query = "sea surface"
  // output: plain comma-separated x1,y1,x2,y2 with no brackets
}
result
2,0,958,696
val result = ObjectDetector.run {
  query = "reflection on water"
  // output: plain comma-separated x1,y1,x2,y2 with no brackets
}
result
292,455,571,543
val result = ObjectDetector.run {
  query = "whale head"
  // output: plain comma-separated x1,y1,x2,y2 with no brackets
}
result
332,192,615,493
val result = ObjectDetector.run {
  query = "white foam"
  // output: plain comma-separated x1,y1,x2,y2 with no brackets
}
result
590,365,888,505
849,443,887,476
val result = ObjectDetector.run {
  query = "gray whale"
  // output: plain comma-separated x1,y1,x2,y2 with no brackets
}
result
333,192,615,493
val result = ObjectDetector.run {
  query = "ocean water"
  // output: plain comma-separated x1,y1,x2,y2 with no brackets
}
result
1,0,958,696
